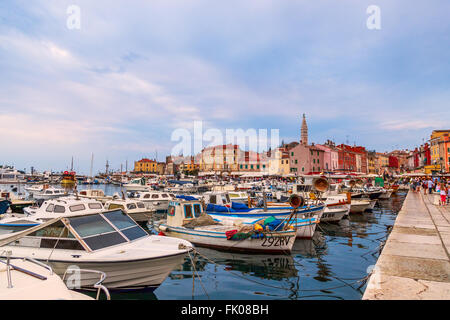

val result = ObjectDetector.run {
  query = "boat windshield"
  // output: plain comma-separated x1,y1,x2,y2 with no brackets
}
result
68,210,148,251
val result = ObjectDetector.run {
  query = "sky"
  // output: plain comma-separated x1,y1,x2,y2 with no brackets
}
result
0,0,449,174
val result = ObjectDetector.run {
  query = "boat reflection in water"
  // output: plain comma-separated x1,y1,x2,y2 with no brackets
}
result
192,248,298,281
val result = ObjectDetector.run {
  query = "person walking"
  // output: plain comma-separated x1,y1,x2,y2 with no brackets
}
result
440,183,447,206
428,179,434,194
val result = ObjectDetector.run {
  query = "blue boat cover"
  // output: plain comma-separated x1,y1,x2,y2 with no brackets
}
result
0,200,10,214
231,202,249,210
175,195,198,201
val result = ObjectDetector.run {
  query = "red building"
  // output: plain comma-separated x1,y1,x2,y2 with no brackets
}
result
336,144,368,173
337,144,357,172
388,155,399,168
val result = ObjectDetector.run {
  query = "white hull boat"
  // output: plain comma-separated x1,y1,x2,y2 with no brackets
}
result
378,190,393,199
350,200,372,213
0,257,97,300
0,209,192,290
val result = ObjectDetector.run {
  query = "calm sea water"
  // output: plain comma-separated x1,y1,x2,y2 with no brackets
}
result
8,183,406,300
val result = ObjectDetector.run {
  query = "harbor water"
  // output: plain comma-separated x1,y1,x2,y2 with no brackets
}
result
6,184,407,300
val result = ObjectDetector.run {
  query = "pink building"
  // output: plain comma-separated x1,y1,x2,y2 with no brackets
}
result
315,140,339,172
288,143,325,174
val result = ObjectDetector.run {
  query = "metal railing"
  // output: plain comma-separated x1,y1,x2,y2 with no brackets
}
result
62,268,111,300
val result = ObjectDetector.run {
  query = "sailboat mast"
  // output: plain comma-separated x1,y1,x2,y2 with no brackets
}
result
90,153,94,178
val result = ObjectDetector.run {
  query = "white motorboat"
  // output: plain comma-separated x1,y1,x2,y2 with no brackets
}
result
0,209,192,290
123,177,152,192
103,198,151,222
378,189,393,199
24,184,46,196
0,256,101,300
156,198,296,254
0,167,26,184
131,191,175,212
349,199,372,213
227,191,250,204
0,196,105,234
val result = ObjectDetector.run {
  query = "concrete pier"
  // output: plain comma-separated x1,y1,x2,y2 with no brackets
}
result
363,191,450,299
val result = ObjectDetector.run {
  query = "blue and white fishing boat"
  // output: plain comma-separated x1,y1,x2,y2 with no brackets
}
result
156,198,297,254
187,193,325,239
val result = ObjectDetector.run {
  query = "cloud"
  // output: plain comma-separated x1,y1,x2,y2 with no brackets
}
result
0,0,449,173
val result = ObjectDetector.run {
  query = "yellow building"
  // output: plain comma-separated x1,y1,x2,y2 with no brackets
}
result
375,152,388,174
430,130,450,172
179,157,200,173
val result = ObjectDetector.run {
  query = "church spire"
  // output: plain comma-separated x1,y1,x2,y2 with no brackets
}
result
301,113,308,145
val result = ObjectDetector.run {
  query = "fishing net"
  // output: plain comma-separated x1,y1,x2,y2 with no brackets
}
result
182,213,219,229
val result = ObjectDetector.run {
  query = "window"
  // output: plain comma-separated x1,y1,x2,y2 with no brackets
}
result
54,205,66,213
291,152,294,156
302,167,304,172
151,194,159,199
88,203,103,210
295,160,298,164
69,204,85,212
193,204,202,217
257,165,260,169
168,205,175,216
29,221,73,238
45,204,54,212
69,214,127,251
143,194,151,199
126,203,137,210
103,210,136,230
108,204,125,210
210,195,217,204
161,194,169,198
313,159,315,163
70,215,115,238
137,202,145,209
184,205,193,219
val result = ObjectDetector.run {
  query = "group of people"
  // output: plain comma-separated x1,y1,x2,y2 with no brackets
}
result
411,177,449,206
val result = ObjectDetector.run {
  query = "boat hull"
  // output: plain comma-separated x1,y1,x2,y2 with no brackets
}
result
159,225,296,254
320,205,349,223
207,206,324,239
0,251,188,290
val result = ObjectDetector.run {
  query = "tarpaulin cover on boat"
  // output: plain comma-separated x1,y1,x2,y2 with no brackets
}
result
231,202,249,210
175,195,198,201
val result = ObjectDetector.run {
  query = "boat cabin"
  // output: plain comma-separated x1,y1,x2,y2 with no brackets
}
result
167,199,204,227
202,192,232,207
104,199,146,213
26,197,104,219
133,192,174,202
78,189,106,198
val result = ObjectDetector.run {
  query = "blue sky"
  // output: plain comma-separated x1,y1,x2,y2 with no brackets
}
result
0,1,449,174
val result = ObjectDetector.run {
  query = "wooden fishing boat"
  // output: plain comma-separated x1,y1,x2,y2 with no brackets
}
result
156,198,297,254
